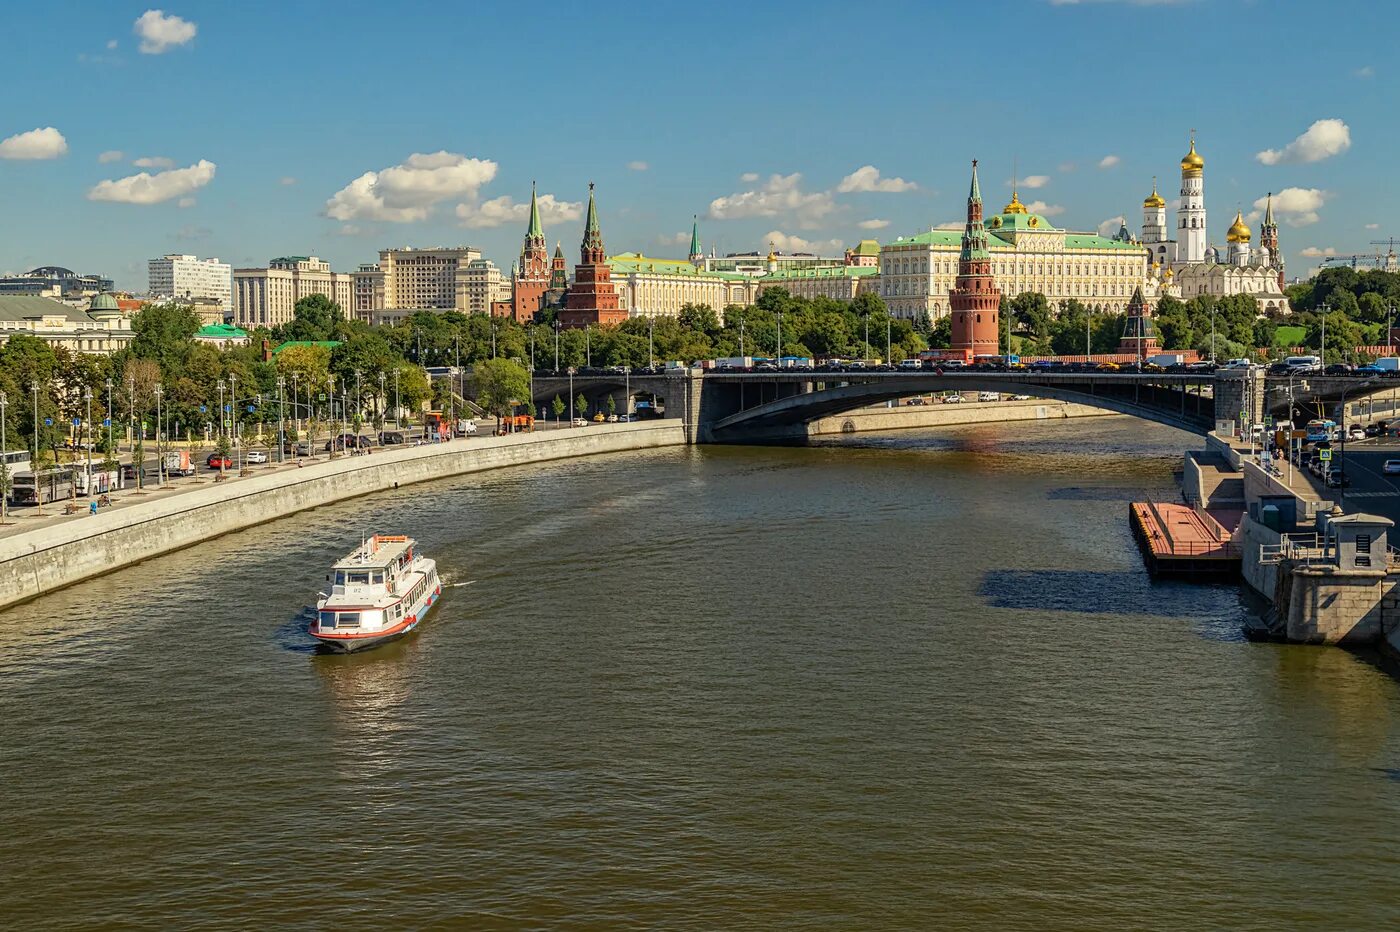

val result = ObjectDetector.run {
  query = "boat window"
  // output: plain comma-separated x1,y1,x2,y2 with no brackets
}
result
372,572,384,585
347,572,370,585
334,571,346,585
336,612,361,627
319,611,337,628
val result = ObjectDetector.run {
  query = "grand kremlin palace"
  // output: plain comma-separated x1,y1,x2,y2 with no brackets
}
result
880,189,1148,320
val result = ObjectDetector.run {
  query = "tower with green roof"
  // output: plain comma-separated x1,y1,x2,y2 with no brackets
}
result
688,216,703,266
949,160,1000,357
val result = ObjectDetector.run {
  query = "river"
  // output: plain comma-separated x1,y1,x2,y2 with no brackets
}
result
4,418,1400,928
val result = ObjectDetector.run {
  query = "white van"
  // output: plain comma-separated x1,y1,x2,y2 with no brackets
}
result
1284,355,1322,373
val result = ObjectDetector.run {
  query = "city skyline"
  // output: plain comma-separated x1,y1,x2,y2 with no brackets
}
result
0,0,1391,290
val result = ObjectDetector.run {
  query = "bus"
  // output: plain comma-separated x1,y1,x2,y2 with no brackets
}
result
1305,419,1336,443
11,467,74,505
1285,355,1323,373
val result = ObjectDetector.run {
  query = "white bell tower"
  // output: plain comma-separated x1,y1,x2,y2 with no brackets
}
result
1177,132,1207,264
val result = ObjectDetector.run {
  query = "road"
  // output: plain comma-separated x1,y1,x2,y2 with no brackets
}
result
1329,438,1400,525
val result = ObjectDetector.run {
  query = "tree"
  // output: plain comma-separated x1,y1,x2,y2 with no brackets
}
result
928,315,952,349
472,358,530,430
606,394,617,415
277,293,344,343
678,303,721,337
130,302,200,376
575,393,587,418
552,395,565,421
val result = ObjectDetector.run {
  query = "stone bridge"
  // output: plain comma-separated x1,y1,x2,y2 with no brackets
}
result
528,368,1400,443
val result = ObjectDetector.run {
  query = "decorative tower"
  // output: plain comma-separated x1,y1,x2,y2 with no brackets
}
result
1226,210,1252,266
949,160,1001,358
1142,176,1167,244
560,183,625,329
549,242,568,290
1178,133,1207,264
766,241,778,274
688,216,703,266
1260,192,1284,288
1118,285,1160,361
510,181,552,322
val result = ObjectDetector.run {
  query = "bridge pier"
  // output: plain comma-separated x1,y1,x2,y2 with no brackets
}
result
1214,368,1264,433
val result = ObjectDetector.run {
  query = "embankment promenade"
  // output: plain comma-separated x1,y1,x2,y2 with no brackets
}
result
0,420,685,612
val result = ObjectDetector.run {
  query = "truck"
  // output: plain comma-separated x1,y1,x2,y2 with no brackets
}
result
1146,353,1186,367
162,450,194,477
715,356,753,370
1371,357,1400,372
919,348,974,365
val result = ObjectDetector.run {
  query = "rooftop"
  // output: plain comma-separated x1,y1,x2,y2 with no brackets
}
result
272,340,341,354
196,323,249,339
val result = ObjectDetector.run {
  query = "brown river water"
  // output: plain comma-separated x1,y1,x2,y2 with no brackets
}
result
3,418,1400,929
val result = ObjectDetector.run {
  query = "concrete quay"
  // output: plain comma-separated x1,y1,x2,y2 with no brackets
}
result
806,397,1118,436
0,420,685,612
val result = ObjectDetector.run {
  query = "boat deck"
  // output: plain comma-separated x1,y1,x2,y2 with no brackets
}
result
1130,501,1240,576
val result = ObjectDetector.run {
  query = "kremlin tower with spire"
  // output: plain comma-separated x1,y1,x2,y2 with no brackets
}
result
559,183,626,329
949,160,1001,357
506,182,552,322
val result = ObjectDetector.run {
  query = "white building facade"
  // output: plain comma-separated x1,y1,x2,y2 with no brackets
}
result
608,254,754,321
147,254,233,317
351,246,482,319
232,256,353,328
461,258,510,315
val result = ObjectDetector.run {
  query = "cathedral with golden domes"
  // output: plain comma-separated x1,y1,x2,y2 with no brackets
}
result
1139,135,1289,313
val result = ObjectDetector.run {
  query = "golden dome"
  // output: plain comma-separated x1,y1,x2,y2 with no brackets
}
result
1226,210,1251,243
1180,136,1204,174
1143,176,1166,209
1163,266,1174,279
1003,188,1028,215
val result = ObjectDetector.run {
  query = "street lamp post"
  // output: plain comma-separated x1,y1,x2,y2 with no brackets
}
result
568,367,575,424
153,383,164,486
83,387,93,497
624,366,630,420
1319,303,1329,363
217,379,226,480
585,325,591,367
327,374,336,457
228,373,238,455
886,316,892,368
648,317,655,369
378,372,386,433
0,390,8,525
1210,305,1216,364
777,312,783,365
277,375,286,464
30,381,41,516
292,372,300,436
554,320,561,371
104,378,113,466
394,368,401,430
127,377,134,453
739,317,745,358
1388,304,1396,353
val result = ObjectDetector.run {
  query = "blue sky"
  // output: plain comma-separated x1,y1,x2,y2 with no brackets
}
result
0,0,1391,290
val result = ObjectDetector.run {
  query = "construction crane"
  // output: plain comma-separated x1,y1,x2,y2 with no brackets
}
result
1369,238,1400,271
1319,254,1381,269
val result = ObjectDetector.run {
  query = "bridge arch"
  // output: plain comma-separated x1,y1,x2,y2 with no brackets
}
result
705,374,1215,441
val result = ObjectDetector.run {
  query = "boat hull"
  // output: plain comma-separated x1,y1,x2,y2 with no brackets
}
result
311,583,442,653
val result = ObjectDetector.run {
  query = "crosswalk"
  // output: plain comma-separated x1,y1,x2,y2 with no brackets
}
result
1340,491,1400,498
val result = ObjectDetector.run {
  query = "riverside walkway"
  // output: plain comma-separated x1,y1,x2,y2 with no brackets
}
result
0,420,685,611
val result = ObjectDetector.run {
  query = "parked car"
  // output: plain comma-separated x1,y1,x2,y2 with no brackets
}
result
1348,425,1366,441
1011,394,1032,401
905,397,927,406
592,413,606,422
606,414,618,423
245,449,269,464
1327,468,1351,488
1385,460,1400,475
206,454,233,470
978,392,1000,402
120,463,146,482
943,393,964,403
571,417,588,427
378,430,408,445
325,434,371,451
458,420,478,435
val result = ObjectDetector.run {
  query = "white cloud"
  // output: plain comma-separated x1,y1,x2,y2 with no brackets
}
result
0,127,68,160
338,224,366,236
706,173,836,228
1366,223,1381,230
1252,187,1328,226
106,39,118,50
1058,162,1076,173
1097,154,1120,169
455,192,582,228
626,160,648,171
1355,65,1374,78
1299,246,1337,258
1245,210,1262,223
177,197,195,208
658,231,690,247
764,231,844,255
1018,175,1050,189
1048,0,1194,5
97,149,124,164
1025,200,1065,217
326,151,498,222
134,10,197,54
1097,215,1126,237
87,158,216,205
134,156,175,169
837,165,918,193
279,176,296,186
935,221,965,231
740,172,759,182
1256,119,1351,165
857,218,890,230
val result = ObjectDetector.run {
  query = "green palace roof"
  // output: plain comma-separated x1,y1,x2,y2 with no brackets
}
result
761,265,879,282
850,239,881,256
196,324,248,339
885,220,1145,252
608,253,751,281
272,339,340,354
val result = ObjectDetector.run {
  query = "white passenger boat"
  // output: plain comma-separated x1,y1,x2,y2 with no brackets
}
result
310,534,441,652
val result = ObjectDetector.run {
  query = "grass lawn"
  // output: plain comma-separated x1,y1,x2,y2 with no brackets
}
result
1274,325,1308,347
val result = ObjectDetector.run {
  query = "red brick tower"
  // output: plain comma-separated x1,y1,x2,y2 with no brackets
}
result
1117,285,1160,361
560,183,626,329
509,182,551,322
949,160,1001,357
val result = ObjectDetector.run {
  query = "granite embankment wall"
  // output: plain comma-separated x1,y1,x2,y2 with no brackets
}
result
807,398,1120,436
0,421,685,612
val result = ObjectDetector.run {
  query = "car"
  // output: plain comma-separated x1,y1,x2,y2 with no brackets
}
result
1385,460,1400,476
606,414,618,423
571,417,588,427
592,413,606,422
1327,469,1351,488
377,430,408,445
1357,365,1386,374
978,392,1000,402
905,397,927,406
206,454,233,470
457,420,478,435
1324,364,1355,375
1348,426,1366,441
120,463,146,482
1011,394,1032,401
244,449,269,464
324,434,371,452
616,414,631,422
943,393,964,403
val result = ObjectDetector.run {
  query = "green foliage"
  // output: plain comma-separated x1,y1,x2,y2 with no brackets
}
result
473,358,530,420
552,395,565,419
275,294,344,343
575,393,587,417
130,302,201,374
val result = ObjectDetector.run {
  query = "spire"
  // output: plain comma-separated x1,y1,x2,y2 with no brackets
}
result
1264,191,1275,226
689,215,702,258
585,182,599,237
554,241,563,258
525,180,543,241
968,158,982,203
